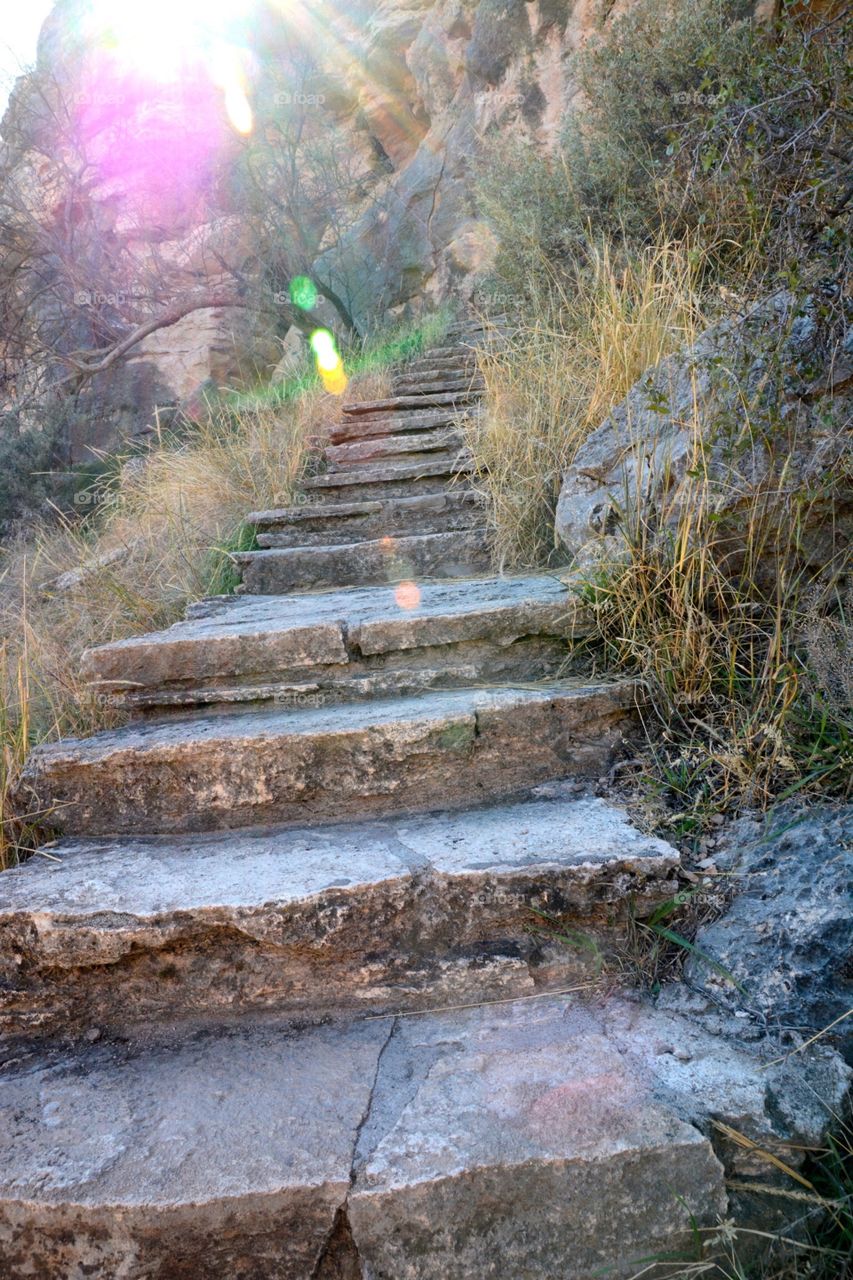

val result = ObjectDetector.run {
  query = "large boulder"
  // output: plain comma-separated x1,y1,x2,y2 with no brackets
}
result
555,290,853,581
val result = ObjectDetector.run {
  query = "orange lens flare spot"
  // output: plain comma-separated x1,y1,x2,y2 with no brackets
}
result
395,581,421,610
321,367,348,396
379,536,396,552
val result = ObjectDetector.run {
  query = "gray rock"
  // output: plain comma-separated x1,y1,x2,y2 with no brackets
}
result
235,529,492,592
253,491,485,547
670,805,853,1060
328,409,472,444
82,574,589,712
301,456,475,503
349,994,849,1279
0,1019,388,1279
1,994,846,1279
324,427,466,468
555,291,853,582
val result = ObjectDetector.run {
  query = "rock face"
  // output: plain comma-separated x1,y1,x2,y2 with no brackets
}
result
555,290,853,579
0,0,700,459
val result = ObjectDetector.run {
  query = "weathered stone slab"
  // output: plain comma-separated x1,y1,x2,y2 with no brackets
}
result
301,457,474,502
16,680,639,836
392,363,476,382
0,795,678,1039
0,1019,388,1279
0,999,844,1278
325,427,465,469
328,408,470,444
82,575,587,711
235,528,492,593
253,491,484,547
341,390,479,416
390,376,483,396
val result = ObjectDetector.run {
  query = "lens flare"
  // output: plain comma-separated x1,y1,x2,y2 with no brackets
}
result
395,581,421,610
310,328,348,394
85,0,254,134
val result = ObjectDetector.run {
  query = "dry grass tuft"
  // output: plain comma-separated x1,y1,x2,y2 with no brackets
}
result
464,239,704,569
0,389,327,867
579,443,853,831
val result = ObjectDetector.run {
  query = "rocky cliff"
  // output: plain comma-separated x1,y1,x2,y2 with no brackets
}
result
0,0,642,460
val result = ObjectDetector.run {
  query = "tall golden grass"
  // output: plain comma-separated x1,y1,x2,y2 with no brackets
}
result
464,240,705,569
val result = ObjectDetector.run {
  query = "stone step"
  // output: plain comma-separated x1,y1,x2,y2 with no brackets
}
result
235,528,492,593
389,375,483,397
301,457,474,502
252,491,485,549
324,427,465,469
328,407,471,445
16,680,639,837
405,344,478,361
0,991,837,1279
0,793,678,1040
396,357,476,377
81,575,585,713
341,390,480,417
326,445,470,476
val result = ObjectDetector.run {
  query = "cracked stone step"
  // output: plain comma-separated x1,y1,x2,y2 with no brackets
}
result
0,1018,388,1279
325,427,465,469
0,794,679,1040
82,575,586,713
346,996,848,1279
16,680,639,837
301,457,475,501
328,407,473,445
2,994,844,1279
234,529,492,593
341,390,480,417
250,491,485,549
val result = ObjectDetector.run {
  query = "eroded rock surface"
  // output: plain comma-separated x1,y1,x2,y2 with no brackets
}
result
664,804,853,1062
555,291,853,583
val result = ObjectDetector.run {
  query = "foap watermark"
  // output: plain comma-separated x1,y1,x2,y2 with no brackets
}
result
274,90,326,109
73,89,127,109
672,89,727,108
273,690,329,708
91,691,126,710
73,490,109,509
74,285,146,308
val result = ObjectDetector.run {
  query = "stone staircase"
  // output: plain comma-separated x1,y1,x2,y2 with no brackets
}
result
0,320,845,1278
